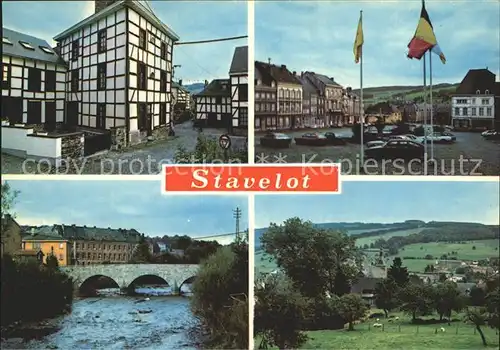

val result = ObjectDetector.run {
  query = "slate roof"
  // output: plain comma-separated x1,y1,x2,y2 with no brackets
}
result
172,81,189,93
2,28,66,65
351,277,383,294
297,75,319,97
456,69,496,95
255,61,301,85
229,46,248,75
195,79,231,97
21,224,142,243
313,73,342,88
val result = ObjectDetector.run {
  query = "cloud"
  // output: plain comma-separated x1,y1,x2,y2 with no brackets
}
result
2,1,247,82
255,0,500,88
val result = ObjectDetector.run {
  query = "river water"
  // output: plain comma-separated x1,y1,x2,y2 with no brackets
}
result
2,296,199,349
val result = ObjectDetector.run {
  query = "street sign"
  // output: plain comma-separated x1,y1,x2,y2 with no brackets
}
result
219,134,231,150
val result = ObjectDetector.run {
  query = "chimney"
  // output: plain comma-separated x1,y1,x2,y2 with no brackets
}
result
281,65,286,69
293,71,296,76
330,77,335,82
94,0,116,14
204,80,208,87
31,227,35,235
178,79,182,86
301,71,304,78
268,57,271,64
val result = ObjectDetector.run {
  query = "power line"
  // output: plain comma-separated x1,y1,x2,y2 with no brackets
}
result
175,35,248,46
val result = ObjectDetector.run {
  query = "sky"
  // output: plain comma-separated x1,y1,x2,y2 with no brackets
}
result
255,0,500,89
255,181,500,228
6,180,248,245
1,0,248,84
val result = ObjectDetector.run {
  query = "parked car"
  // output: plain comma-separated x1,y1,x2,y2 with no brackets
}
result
424,132,455,143
483,131,500,140
482,129,496,137
324,132,347,145
402,134,425,143
260,132,292,148
440,131,456,141
364,139,425,160
367,135,415,148
294,133,329,146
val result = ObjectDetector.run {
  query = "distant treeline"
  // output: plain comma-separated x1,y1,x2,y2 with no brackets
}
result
369,225,499,253
148,235,222,264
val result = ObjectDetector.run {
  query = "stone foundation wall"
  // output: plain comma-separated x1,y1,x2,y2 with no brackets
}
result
152,124,170,140
110,126,127,150
232,127,248,137
61,133,84,159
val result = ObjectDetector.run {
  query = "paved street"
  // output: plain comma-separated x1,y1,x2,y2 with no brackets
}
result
2,121,245,175
255,128,500,175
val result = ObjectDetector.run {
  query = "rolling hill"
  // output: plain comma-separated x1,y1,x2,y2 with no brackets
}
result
183,83,205,95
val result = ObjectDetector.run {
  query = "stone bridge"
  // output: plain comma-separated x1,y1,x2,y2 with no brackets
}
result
61,264,199,289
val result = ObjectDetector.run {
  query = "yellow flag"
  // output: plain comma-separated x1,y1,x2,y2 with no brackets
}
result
354,12,364,64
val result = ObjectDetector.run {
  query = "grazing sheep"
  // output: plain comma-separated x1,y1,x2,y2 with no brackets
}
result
395,317,399,320
388,319,393,323
376,318,380,322
440,327,446,332
373,323,383,328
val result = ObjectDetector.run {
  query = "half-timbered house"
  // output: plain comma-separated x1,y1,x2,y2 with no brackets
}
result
52,0,179,146
254,61,277,131
2,28,67,128
229,46,248,135
194,79,231,128
172,80,191,111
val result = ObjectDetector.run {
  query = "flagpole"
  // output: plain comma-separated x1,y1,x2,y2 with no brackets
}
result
423,53,428,175
360,10,364,169
429,51,434,160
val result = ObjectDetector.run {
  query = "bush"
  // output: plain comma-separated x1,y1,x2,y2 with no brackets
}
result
175,134,248,163
1,255,74,327
190,240,248,349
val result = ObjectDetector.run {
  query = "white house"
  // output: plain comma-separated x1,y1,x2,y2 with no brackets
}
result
2,29,66,126
451,93,495,129
229,45,248,135
52,0,179,145
171,80,191,110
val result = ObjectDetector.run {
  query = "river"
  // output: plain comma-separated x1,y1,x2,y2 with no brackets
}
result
1,296,199,349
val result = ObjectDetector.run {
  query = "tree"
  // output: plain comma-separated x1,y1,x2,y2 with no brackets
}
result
472,245,476,250
465,308,489,346
254,273,309,349
336,294,368,331
469,287,487,306
1,182,19,231
387,257,409,287
190,239,248,348
433,282,466,320
374,278,399,318
45,254,59,269
399,283,434,321
175,134,248,164
261,218,362,298
424,264,435,273
130,235,152,263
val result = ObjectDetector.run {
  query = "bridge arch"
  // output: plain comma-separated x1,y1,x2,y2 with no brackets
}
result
79,274,120,296
179,276,196,293
127,274,169,288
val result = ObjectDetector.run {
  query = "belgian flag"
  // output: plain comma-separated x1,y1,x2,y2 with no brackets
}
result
407,1,445,63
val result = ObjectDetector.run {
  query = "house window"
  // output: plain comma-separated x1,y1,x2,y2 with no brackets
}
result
481,98,489,105
98,29,107,53
138,103,148,131
19,41,34,50
454,107,459,116
71,40,79,61
137,62,146,90
479,107,484,116
471,107,476,116
27,68,42,91
139,29,146,49
2,65,9,89
59,254,63,261
148,32,155,45
239,84,248,102
33,242,41,250
462,107,467,116
97,63,107,90
97,103,106,129
71,69,79,92
486,107,492,116
45,70,56,92
239,108,248,126
59,243,64,249
159,102,167,125
160,42,167,60
3,37,13,45
160,70,167,93
39,46,54,55
216,96,222,104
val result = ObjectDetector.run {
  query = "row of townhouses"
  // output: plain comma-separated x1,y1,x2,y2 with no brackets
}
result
194,45,248,135
1,214,143,266
1,0,194,164
254,61,362,131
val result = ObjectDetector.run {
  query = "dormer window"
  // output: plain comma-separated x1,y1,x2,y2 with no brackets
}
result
39,46,54,54
19,41,35,50
485,90,489,94
3,37,13,45
476,90,481,94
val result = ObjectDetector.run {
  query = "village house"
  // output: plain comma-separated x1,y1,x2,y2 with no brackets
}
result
302,72,343,126
296,74,319,128
451,68,496,130
21,224,142,265
2,0,180,165
194,45,248,134
1,214,22,258
171,80,191,111
343,87,361,125
254,60,277,131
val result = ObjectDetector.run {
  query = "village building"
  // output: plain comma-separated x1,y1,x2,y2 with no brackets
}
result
228,46,248,135
296,74,319,128
254,60,277,131
171,80,191,111
1,214,22,258
302,72,343,126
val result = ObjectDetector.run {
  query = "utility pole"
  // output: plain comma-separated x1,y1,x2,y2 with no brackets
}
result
233,207,241,241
